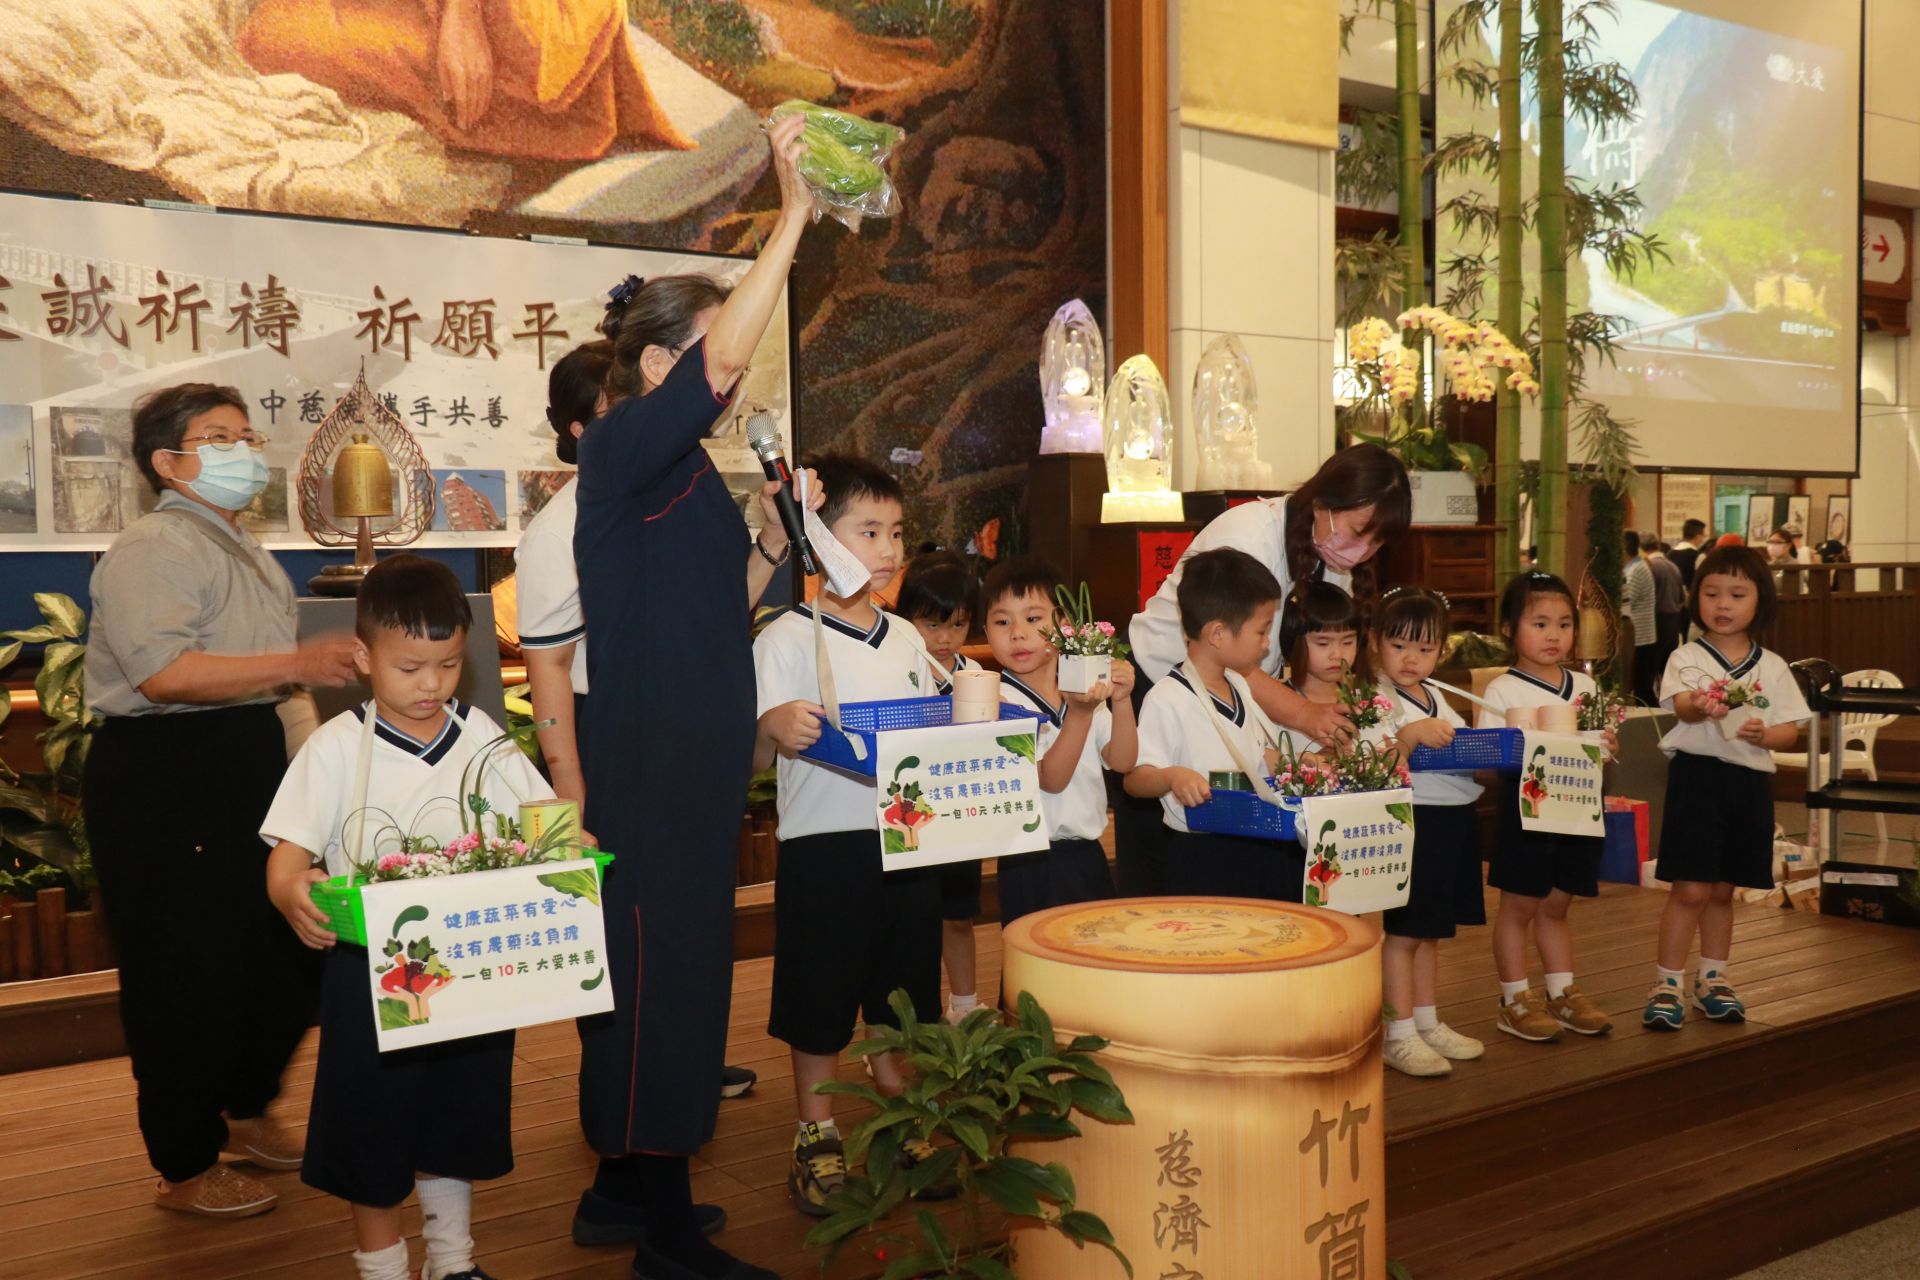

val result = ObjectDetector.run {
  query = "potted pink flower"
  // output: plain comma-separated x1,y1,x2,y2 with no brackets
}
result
1045,581,1130,694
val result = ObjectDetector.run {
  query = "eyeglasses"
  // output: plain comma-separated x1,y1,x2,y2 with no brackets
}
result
179,432,270,452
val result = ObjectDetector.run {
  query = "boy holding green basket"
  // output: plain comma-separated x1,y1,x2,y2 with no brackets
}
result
264,555,552,1280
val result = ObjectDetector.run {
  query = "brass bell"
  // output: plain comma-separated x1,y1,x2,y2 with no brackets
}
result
1575,604,1614,662
332,433,394,520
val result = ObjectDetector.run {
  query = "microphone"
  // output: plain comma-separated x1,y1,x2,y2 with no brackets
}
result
745,412,818,577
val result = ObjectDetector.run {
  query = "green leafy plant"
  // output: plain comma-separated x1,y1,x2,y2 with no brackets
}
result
807,989,1133,1278
0,593,99,906
1044,582,1129,659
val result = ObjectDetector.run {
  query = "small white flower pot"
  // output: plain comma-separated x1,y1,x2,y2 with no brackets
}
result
1058,654,1113,695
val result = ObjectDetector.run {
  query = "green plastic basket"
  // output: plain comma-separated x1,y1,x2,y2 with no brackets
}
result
310,850,614,948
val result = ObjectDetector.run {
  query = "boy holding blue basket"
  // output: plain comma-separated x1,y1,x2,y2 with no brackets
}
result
1125,549,1297,900
752,455,946,1219
262,555,552,1280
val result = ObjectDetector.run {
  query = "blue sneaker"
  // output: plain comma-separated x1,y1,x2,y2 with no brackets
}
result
1643,985,1686,1031
1692,980,1746,1023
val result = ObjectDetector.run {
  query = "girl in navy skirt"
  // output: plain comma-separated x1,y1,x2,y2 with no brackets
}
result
1475,573,1619,1044
1372,588,1489,1078
1644,546,1810,1030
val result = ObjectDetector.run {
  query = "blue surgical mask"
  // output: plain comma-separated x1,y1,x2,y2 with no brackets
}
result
170,444,271,510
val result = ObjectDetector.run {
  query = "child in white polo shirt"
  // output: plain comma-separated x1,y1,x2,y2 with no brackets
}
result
752,455,945,1220
264,554,551,1280
1126,548,1294,900
978,556,1137,926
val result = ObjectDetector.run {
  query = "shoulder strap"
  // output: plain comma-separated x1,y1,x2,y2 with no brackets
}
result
1176,676,1285,806
346,702,376,868
810,602,868,763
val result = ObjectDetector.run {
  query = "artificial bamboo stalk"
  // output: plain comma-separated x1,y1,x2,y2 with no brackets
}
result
1537,0,1569,577
1494,0,1524,578
1395,0,1425,312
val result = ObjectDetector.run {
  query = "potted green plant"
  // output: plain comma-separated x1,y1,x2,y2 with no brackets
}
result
1044,582,1129,696
808,989,1133,1279
0,593,98,907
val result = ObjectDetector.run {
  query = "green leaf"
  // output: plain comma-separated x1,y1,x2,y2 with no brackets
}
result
0,640,22,671
1021,816,1042,832
879,1254,943,1280
1306,884,1324,908
881,828,910,855
902,1144,961,1197
536,867,600,906
377,997,420,1029
961,1258,1017,1280
34,594,85,639
996,733,1037,763
915,1209,952,1267
1060,1210,1118,1250
1067,1077,1134,1124
1388,1261,1416,1280
1386,801,1415,827
1,624,59,645
947,1113,990,1160
391,904,428,936
580,967,605,990
975,1163,1042,1216
894,755,921,780
1581,745,1604,764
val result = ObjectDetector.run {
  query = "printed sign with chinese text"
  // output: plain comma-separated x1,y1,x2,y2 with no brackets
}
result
1517,730,1605,836
360,858,613,1052
1298,788,1415,914
871,717,1048,870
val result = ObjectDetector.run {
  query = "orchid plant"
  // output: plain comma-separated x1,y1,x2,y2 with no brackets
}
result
1044,581,1130,659
1343,305,1538,477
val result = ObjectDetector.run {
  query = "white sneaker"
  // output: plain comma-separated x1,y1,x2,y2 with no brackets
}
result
1419,1021,1485,1061
946,1002,981,1025
1383,1032,1453,1078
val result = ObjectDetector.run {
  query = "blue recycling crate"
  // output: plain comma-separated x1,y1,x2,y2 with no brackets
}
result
799,697,1042,777
1406,727,1525,775
1185,788,1301,842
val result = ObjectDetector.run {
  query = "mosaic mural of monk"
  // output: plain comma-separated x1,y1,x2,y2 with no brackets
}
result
234,0,691,161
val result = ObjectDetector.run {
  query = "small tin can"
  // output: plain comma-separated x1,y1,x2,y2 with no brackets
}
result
520,799,581,848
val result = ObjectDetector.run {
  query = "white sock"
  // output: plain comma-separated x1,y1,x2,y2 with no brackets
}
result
1654,964,1684,990
948,991,979,1012
416,1176,474,1280
1544,971,1574,999
1386,1017,1417,1041
799,1117,839,1140
1698,957,1729,985
1413,1005,1440,1032
352,1241,410,1280
1499,979,1529,1005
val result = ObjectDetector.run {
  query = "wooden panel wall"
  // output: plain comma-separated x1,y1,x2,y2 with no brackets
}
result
1772,565,1920,686
1109,0,1169,372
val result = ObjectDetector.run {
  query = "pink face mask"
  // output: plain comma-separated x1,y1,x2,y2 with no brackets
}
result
1314,506,1377,572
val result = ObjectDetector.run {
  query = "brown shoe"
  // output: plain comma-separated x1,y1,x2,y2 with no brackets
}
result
155,1165,278,1218
1548,984,1614,1036
222,1115,304,1171
1495,989,1563,1042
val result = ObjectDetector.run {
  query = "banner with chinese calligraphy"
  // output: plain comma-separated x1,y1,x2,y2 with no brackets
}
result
359,859,614,1052
1297,788,1414,914
1517,731,1606,837
0,190,792,550
871,717,1049,870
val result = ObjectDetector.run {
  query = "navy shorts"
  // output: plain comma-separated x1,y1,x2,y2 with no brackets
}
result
938,858,983,922
1164,829,1305,903
769,831,942,1056
1383,802,1489,939
1655,751,1776,889
997,837,1114,927
1487,780,1601,900
302,945,514,1207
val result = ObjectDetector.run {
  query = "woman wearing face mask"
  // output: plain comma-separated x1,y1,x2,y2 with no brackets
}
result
83,384,360,1220
1121,443,1411,894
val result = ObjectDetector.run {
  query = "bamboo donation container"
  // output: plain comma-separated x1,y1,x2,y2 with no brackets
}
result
1003,897,1385,1279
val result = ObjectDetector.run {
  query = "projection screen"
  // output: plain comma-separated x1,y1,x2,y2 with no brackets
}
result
1436,0,1863,475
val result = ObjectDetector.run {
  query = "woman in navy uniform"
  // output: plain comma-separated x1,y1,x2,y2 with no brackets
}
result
573,112,814,1280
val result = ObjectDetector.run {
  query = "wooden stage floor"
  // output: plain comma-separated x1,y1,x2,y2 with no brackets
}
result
3,884,1918,1279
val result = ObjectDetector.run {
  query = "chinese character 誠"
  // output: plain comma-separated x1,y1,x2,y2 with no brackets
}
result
1156,1130,1203,1189
43,266,129,347
1299,1101,1371,1187
1152,1195,1210,1255
1305,1200,1371,1280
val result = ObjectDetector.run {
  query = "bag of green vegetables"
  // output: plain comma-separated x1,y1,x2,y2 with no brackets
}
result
770,100,906,232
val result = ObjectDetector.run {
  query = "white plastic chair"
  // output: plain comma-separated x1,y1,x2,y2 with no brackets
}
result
1773,668,1903,846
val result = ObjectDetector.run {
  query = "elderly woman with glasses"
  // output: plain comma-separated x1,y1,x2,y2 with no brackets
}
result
82,383,360,1220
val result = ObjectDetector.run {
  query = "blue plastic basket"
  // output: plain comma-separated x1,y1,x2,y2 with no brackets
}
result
799,698,1042,777
1406,727,1525,774
1185,788,1301,842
